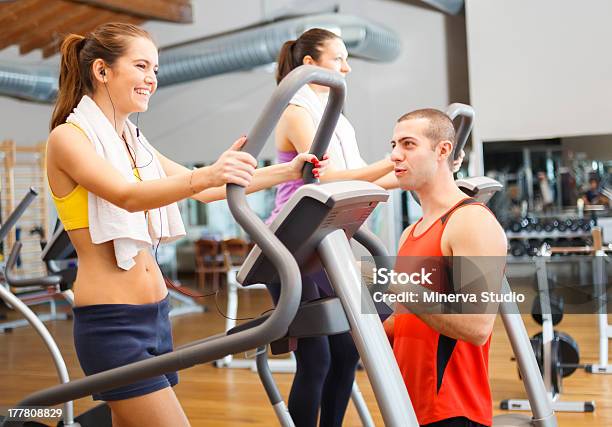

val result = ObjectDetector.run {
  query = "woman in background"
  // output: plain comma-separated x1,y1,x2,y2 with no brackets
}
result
268,28,464,427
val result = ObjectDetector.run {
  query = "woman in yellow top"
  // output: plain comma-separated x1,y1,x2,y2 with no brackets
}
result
46,23,325,427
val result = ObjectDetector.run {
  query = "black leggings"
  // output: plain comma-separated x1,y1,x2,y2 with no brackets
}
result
269,275,360,427
423,417,488,427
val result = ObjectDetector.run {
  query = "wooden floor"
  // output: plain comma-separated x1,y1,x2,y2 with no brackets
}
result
1,281,611,426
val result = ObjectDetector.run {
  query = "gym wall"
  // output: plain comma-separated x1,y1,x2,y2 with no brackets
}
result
465,0,612,142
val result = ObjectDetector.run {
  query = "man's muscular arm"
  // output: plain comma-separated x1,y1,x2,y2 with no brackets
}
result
415,206,507,345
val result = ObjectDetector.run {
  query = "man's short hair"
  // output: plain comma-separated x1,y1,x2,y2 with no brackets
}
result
397,109,456,168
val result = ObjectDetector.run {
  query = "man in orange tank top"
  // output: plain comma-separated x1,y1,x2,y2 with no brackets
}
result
383,109,507,427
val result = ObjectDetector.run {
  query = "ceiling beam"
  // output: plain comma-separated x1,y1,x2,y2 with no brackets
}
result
19,3,93,54
39,12,143,57
69,0,192,23
0,0,42,31
0,1,70,50
38,9,119,57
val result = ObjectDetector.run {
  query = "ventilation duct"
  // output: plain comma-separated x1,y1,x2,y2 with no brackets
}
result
0,61,58,103
419,0,464,15
0,13,401,103
157,13,401,86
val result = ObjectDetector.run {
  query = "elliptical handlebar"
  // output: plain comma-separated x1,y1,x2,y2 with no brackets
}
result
238,65,346,161
446,103,474,160
4,242,62,288
1,188,63,289
353,227,393,296
227,65,347,341
0,188,37,241
353,227,390,261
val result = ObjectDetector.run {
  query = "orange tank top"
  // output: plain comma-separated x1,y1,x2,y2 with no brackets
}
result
393,198,493,426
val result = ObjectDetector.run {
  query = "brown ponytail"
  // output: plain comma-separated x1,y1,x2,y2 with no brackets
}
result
275,40,298,84
50,34,86,131
275,28,340,84
50,23,154,130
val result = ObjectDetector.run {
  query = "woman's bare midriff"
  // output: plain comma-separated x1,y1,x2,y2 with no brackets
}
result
68,228,168,307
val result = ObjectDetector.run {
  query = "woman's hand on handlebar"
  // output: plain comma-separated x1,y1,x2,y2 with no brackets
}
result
201,136,258,188
288,153,330,180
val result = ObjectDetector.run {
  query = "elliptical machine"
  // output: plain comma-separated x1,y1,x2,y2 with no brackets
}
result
0,189,112,426
240,98,558,426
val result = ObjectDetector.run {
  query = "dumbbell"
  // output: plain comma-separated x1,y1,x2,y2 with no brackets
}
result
509,240,527,257
533,218,543,232
521,218,532,232
527,239,542,256
509,220,522,233
543,220,555,232
579,219,592,232
569,219,580,232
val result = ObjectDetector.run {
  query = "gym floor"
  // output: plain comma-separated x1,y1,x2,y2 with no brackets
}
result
1,278,610,426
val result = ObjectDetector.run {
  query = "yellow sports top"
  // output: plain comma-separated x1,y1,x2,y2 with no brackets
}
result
50,122,142,231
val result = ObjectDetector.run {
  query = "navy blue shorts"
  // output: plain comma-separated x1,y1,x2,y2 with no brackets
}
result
72,294,178,401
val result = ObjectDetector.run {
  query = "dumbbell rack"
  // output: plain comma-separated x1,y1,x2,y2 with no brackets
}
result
501,254,596,413
506,214,593,260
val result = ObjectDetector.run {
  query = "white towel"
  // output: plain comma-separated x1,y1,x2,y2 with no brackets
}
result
290,85,366,170
66,95,186,270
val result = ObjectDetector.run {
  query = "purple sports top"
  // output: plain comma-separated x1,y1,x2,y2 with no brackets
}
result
265,149,303,225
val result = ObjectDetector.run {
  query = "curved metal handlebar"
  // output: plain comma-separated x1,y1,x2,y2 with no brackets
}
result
446,103,475,160
0,187,37,241
232,64,346,185
5,242,62,288
353,227,393,296
0,188,62,288
227,65,346,344
240,65,346,160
